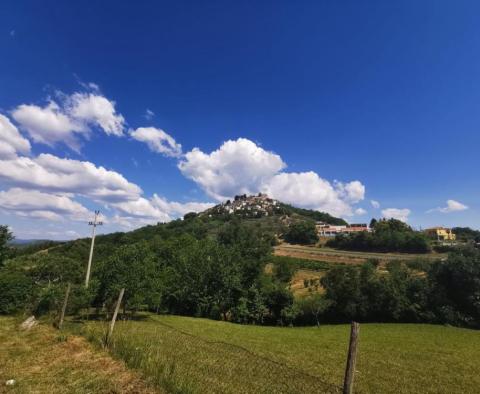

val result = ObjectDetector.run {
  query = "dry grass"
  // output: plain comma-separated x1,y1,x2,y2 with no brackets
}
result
0,317,159,394
275,244,444,265
289,269,325,298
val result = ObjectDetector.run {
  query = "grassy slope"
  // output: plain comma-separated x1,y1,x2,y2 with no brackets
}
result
81,315,480,394
275,244,446,265
0,317,158,394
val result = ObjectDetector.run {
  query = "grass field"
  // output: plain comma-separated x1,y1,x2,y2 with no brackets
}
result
0,316,158,394
275,244,445,265
75,314,480,394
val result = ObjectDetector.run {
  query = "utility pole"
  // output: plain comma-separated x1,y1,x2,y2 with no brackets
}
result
85,210,103,288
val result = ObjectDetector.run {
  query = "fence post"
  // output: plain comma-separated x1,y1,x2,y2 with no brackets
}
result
106,288,125,345
343,321,360,394
58,283,71,330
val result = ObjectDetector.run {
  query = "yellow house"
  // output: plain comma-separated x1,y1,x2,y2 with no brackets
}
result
424,227,456,241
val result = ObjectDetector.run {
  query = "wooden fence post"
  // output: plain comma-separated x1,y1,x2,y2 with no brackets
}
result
58,283,71,330
343,321,360,394
106,288,125,345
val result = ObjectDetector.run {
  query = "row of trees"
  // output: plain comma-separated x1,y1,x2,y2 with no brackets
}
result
1,220,480,329
0,221,296,325
312,246,480,328
327,218,431,253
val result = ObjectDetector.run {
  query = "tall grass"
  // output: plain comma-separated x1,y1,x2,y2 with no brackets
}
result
80,319,340,394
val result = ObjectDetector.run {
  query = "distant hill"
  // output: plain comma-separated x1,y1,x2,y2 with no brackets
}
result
10,239,53,245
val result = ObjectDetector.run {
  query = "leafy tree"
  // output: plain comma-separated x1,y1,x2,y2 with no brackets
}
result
327,219,430,253
428,246,480,327
0,271,34,314
296,294,332,326
284,221,319,245
452,227,480,243
0,225,13,267
99,242,160,314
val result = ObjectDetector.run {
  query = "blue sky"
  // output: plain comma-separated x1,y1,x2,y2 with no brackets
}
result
0,0,478,239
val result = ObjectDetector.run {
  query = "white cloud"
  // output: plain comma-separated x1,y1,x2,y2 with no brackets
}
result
130,127,182,158
67,93,125,136
112,197,171,222
381,208,411,222
12,101,86,151
428,199,468,213
355,208,367,216
334,180,365,203
179,138,286,201
179,138,365,217
0,188,91,222
151,195,214,217
370,200,380,209
0,154,142,203
0,114,31,159
11,90,125,151
262,172,355,216
113,194,213,222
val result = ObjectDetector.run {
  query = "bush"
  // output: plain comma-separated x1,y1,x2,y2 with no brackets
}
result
284,222,319,245
0,271,34,314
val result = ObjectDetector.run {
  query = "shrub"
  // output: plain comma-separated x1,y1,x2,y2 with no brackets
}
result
284,222,319,245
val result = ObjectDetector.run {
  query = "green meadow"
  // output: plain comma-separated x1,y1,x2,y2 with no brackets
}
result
77,314,480,394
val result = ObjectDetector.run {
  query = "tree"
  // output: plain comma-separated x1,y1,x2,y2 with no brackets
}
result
428,246,480,328
297,294,332,326
284,221,319,245
0,271,34,314
99,242,159,314
0,225,13,267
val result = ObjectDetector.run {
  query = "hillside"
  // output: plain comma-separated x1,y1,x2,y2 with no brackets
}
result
201,193,346,225
9,194,345,263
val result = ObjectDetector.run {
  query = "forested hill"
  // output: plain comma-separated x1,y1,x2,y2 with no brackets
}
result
9,195,345,262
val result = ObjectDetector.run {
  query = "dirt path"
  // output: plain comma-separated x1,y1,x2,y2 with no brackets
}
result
0,317,160,394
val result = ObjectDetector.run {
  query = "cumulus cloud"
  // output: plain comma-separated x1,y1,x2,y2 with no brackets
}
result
0,154,142,203
0,188,91,221
334,180,365,203
355,208,367,216
262,172,354,216
11,91,125,151
371,200,380,209
112,194,214,228
179,138,286,201
381,208,411,222
428,199,468,213
130,127,182,157
66,93,125,136
12,101,86,151
179,138,365,216
151,195,214,217
0,114,31,159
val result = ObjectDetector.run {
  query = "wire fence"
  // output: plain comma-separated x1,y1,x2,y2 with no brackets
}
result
79,318,342,394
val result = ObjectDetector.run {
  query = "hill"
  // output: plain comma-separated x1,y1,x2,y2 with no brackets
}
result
201,193,347,225
9,194,345,263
